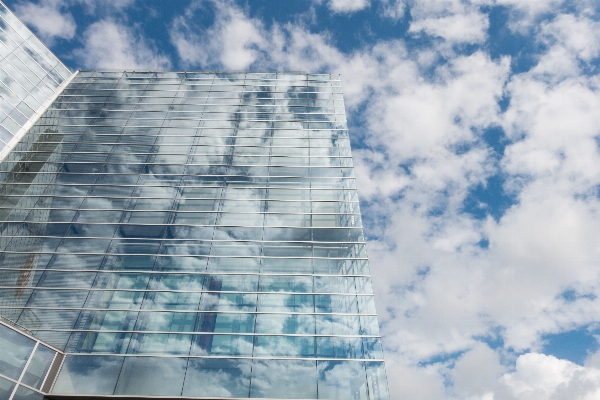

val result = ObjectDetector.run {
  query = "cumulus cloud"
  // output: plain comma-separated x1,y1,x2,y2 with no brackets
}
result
497,353,600,399
170,2,266,70
409,12,490,43
75,0,135,14
328,0,370,13
496,0,569,33
74,20,171,69
13,0,76,42
170,1,349,73
406,0,490,44
380,0,406,20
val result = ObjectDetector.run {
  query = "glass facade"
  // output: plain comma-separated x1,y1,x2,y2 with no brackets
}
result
0,1,72,152
0,321,59,400
0,70,390,399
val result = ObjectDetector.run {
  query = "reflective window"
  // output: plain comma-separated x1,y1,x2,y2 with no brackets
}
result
0,323,35,380
114,357,187,396
0,2,70,149
250,360,318,399
0,71,388,398
183,358,251,398
0,375,16,399
21,345,55,389
11,385,45,400
318,361,368,400
52,356,124,395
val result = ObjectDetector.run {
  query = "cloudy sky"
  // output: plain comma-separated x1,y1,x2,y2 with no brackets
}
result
7,0,600,398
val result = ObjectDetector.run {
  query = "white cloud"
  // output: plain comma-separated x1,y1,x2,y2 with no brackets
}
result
14,0,76,42
328,0,370,13
74,20,171,69
75,0,135,14
386,361,446,400
170,2,266,70
409,12,490,43
452,343,506,398
496,0,568,33
540,14,600,61
380,0,406,20
405,0,490,44
497,353,600,399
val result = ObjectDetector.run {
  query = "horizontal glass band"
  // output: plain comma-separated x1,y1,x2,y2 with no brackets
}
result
0,160,354,166
53,107,345,113
59,89,343,95
0,287,374,296
28,329,379,338
47,115,345,121
58,94,343,100
29,122,348,129
10,143,350,148
0,209,362,216
0,220,362,226
0,269,371,277
26,128,350,134
0,238,366,245
0,306,376,315
0,186,357,192
9,148,352,154
5,152,352,158
68,79,341,84
0,196,359,204
0,187,358,194
68,81,342,86
48,104,343,110
60,355,383,362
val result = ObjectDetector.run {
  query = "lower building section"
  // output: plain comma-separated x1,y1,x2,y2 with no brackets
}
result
0,320,61,400
1,308,388,400
52,355,387,399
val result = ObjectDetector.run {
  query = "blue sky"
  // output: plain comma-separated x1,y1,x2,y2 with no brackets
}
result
7,0,600,398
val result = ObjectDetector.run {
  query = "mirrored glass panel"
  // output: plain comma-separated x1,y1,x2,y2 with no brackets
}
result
0,71,388,398
250,360,318,399
114,357,187,396
21,345,55,389
182,358,251,398
52,356,124,395
0,323,35,380
0,2,70,148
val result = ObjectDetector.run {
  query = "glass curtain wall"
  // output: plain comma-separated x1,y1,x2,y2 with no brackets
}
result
0,1,71,150
0,71,389,399
0,321,60,400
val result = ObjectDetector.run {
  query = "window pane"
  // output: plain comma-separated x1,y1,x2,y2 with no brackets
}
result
0,323,35,380
183,358,251,398
114,356,187,396
317,361,368,400
11,385,44,400
0,376,15,400
21,345,56,389
366,362,390,400
250,360,317,399
191,334,253,356
253,336,315,357
52,355,124,395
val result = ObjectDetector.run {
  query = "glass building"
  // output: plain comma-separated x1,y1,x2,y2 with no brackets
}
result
0,2,71,156
0,3,389,400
